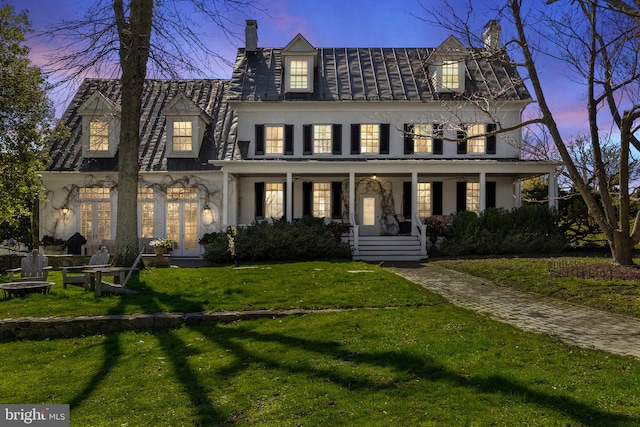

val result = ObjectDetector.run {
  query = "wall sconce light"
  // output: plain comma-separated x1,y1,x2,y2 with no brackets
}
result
371,174,377,181
61,206,70,216
203,205,211,215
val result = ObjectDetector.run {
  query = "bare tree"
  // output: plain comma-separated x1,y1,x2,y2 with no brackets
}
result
420,0,640,265
41,0,259,266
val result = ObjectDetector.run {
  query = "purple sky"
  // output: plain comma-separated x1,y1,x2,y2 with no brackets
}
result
11,0,590,139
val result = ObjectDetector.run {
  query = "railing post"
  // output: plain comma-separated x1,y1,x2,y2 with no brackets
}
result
350,213,359,256
414,213,427,257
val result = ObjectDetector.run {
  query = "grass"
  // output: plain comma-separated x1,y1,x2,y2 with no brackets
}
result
1,259,640,425
432,255,640,319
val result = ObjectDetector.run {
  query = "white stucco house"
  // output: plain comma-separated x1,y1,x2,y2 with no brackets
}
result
40,20,559,261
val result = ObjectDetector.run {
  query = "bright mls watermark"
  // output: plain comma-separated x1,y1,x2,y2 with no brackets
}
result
1,405,69,426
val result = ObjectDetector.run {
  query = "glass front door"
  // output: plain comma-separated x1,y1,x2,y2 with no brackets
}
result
166,188,199,256
359,195,381,235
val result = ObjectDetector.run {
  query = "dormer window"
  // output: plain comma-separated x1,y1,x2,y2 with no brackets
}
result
164,92,210,158
78,91,120,158
282,33,316,94
428,35,468,93
442,61,460,90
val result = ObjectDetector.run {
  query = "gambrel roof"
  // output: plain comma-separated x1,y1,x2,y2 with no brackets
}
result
48,79,237,172
227,45,531,102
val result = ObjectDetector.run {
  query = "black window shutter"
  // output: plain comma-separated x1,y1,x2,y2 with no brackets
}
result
432,181,443,215
283,182,288,219
433,124,443,154
255,182,265,218
404,124,414,155
486,181,496,209
457,126,467,154
255,125,265,155
303,125,312,155
284,124,294,155
486,123,497,154
380,124,390,154
332,124,342,155
351,124,360,154
456,181,467,212
403,181,412,216
331,181,342,219
302,182,312,216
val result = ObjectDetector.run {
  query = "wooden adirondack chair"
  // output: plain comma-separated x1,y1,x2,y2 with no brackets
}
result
62,246,111,289
7,250,52,282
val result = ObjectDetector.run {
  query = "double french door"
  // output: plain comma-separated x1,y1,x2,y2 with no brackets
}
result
166,188,200,257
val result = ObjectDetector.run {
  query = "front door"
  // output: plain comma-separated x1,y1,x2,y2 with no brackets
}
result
166,188,200,257
359,195,381,235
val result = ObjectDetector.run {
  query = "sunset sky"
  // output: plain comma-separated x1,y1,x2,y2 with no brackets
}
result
9,0,591,139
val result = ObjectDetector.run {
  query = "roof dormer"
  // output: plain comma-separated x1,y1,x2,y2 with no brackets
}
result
164,91,211,158
78,91,121,158
281,33,317,94
427,35,469,93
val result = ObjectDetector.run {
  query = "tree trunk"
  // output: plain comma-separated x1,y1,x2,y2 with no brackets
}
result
611,231,636,266
112,0,153,267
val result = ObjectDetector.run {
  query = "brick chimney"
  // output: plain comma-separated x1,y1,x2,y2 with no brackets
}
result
483,20,501,50
245,20,258,53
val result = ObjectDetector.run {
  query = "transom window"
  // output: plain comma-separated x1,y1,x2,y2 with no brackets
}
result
289,60,309,89
467,124,485,153
79,187,110,200
314,125,332,154
417,183,432,217
313,183,331,217
467,182,481,214
266,125,284,154
361,124,379,153
414,124,433,153
89,121,109,151
167,188,198,200
265,183,284,218
173,121,192,151
442,60,460,90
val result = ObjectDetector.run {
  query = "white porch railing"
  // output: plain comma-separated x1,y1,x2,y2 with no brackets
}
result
413,213,427,256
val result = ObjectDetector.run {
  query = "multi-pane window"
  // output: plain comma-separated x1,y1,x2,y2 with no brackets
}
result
414,124,433,153
417,183,432,217
167,188,198,200
314,125,332,154
466,182,481,214
173,121,192,151
289,60,309,89
442,60,459,90
467,124,485,153
265,183,284,218
138,188,154,239
89,121,109,151
313,183,331,218
265,125,284,154
79,187,111,243
361,124,379,153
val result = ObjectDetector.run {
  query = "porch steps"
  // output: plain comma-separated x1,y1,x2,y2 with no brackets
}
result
349,235,427,262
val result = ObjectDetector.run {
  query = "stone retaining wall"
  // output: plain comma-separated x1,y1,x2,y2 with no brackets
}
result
0,309,317,340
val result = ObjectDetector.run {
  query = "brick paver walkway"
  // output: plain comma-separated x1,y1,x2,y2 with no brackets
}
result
387,263,640,360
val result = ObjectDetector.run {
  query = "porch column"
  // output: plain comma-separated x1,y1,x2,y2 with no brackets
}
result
286,172,293,222
349,172,355,223
222,170,229,227
411,172,418,235
479,172,486,211
549,169,560,209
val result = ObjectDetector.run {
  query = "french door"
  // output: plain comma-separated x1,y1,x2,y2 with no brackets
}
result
166,188,199,257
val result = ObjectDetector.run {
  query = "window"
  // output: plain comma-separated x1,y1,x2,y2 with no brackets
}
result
361,124,379,153
467,182,481,214
265,183,284,218
417,183,432,217
314,125,332,154
173,121,192,151
289,60,309,90
89,121,109,151
79,187,111,243
138,188,154,238
414,124,433,153
313,183,331,217
467,124,485,153
265,125,284,154
442,60,460,90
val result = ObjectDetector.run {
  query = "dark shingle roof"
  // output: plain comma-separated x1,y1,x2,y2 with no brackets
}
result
48,79,237,172
227,47,531,102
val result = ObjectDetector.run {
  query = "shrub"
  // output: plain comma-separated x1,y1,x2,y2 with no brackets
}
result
202,217,352,263
441,206,568,256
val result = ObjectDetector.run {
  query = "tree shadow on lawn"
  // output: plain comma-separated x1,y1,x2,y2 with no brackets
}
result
67,278,638,426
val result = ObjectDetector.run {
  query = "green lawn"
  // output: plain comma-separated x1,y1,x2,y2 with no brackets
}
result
1,260,640,426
